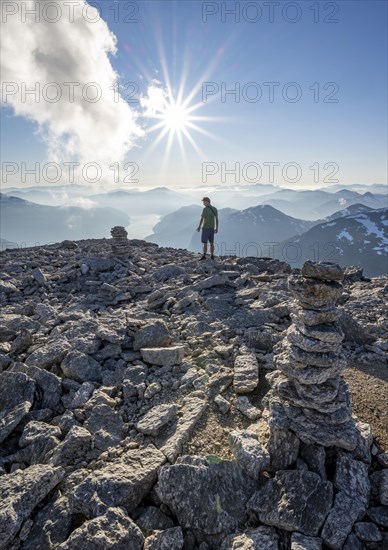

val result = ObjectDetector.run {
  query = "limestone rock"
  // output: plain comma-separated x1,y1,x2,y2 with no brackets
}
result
31,267,46,285
133,320,171,351
301,261,344,282
367,506,388,528
135,506,175,536
266,427,300,471
9,362,62,409
290,533,322,550
221,526,279,550
143,527,184,550
193,274,228,290
84,403,124,451
0,464,64,548
380,469,388,505
21,496,72,550
160,395,207,462
141,346,185,367
9,328,33,355
0,280,19,294
247,470,333,537
288,276,343,310
70,382,95,409
47,426,93,467
235,396,261,420
15,420,61,465
154,265,186,282
299,442,326,480
321,491,365,549
286,325,341,354
136,404,177,437
339,311,376,345
290,306,338,327
228,430,270,479
25,339,71,369
71,445,165,518
233,352,259,394
61,350,102,382
343,533,363,550
156,455,257,538
334,451,370,507
56,507,144,550
214,394,231,414
0,371,36,444
353,521,382,542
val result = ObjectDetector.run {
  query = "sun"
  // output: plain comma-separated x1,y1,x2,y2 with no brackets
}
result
162,102,189,133
140,83,221,162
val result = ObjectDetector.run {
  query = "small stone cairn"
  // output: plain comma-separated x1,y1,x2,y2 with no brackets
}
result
110,226,130,258
266,260,358,450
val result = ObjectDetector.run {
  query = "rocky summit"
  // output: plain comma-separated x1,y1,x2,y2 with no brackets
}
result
0,235,387,550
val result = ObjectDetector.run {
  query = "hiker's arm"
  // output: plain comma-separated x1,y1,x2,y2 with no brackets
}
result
197,214,203,231
215,214,219,232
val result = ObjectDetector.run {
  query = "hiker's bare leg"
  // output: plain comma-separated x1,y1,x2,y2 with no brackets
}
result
203,243,208,255
210,243,214,256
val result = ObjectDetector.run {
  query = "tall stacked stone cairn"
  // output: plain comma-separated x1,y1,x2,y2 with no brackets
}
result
110,225,130,258
266,259,359,450
227,261,377,549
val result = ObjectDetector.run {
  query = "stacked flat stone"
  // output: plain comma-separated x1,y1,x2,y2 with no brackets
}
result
267,260,358,450
110,226,130,258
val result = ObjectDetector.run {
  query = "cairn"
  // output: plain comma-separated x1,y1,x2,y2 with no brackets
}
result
110,226,130,258
266,260,358,450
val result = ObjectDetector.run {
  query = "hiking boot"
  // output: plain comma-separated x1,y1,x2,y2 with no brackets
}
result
210,255,215,260
200,254,207,260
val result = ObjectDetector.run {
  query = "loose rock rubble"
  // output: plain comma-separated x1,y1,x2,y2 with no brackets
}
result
0,237,387,549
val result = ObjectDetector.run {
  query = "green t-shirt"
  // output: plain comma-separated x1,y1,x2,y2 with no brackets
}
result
202,205,218,229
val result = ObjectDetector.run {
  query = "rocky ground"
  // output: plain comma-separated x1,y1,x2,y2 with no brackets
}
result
0,237,387,549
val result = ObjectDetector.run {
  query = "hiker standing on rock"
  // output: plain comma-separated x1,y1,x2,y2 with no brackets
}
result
196,196,218,260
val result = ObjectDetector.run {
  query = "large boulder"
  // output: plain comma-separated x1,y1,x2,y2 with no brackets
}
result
21,496,72,550
9,362,62,409
56,507,144,550
247,470,333,537
143,527,184,550
61,350,102,382
47,426,93,467
140,346,185,367
0,371,36,444
334,452,370,507
84,403,124,451
321,491,365,550
133,320,172,351
136,404,177,437
25,339,71,369
228,430,270,479
221,526,279,550
0,465,64,548
15,421,61,465
71,445,165,518
156,456,257,541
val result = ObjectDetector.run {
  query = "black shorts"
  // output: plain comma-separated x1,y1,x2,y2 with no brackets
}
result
201,228,215,243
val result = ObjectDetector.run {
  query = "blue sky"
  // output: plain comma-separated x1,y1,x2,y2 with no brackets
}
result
1,0,387,188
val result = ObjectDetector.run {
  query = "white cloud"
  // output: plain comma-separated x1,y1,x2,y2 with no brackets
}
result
140,82,167,117
1,0,144,184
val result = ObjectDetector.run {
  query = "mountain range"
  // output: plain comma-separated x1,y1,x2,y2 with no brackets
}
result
0,193,129,248
2,186,387,275
278,207,387,277
3,183,386,221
